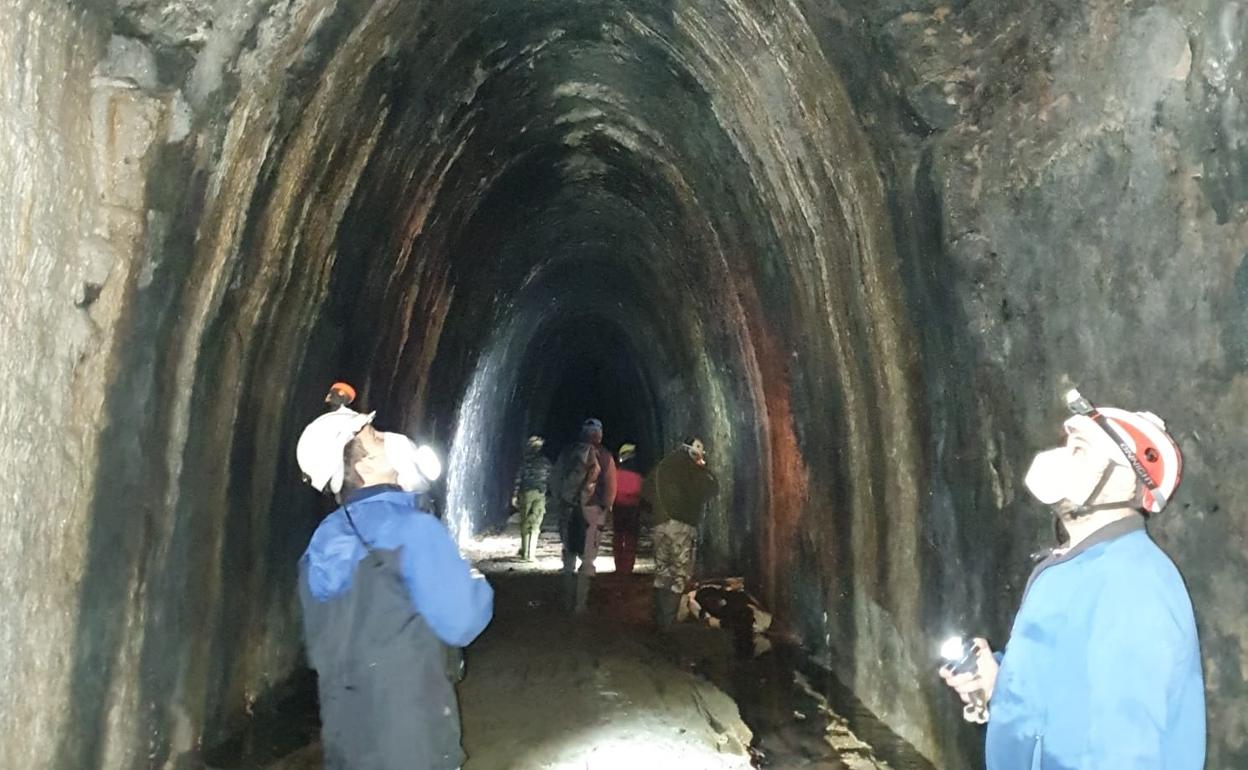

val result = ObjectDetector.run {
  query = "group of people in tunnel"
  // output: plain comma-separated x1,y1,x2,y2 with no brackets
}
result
290,386,721,769
287,380,1206,770
512,417,718,622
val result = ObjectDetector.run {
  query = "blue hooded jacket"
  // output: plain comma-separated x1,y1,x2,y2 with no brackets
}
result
300,485,494,648
986,515,1205,770
298,485,493,769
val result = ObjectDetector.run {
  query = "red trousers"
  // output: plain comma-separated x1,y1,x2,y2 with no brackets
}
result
612,506,641,574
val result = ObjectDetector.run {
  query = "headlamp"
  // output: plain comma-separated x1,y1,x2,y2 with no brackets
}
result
1064,388,1094,416
415,444,442,482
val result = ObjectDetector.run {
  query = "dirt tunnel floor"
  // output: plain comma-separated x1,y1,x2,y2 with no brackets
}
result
214,522,931,770
458,571,754,769
455,522,753,768
459,523,929,770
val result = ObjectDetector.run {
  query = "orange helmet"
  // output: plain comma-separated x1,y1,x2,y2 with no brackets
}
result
325,382,357,408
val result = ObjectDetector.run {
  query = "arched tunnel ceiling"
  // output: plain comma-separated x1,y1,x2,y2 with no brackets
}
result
336,0,831,423
3,0,1247,768
255,0,921,588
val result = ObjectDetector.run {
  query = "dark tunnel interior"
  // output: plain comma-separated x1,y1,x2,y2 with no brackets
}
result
526,317,662,463
4,0,1247,768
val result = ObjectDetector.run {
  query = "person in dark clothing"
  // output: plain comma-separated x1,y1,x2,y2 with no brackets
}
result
296,405,493,770
512,434,552,561
642,436,718,629
612,443,643,574
677,578,774,658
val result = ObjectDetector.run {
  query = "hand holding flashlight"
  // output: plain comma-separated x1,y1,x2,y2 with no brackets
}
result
939,636,998,724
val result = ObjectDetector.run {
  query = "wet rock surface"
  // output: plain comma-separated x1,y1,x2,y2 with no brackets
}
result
2,0,1246,767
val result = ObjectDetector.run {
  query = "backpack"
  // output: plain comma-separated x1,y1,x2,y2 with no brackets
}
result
557,442,600,505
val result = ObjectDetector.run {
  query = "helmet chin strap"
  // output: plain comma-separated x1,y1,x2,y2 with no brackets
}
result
1054,461,1143,519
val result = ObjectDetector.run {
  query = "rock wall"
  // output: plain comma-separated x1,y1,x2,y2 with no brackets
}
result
0,2,196,766
0,0,1243,768
827,1,1248,763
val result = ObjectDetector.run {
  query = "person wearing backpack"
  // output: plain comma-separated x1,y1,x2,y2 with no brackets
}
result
550,418,616,611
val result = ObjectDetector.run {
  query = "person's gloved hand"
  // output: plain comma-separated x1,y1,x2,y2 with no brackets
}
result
938,638,999,723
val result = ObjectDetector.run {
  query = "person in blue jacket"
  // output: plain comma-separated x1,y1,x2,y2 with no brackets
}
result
940,389,1205,769
295,401,493,770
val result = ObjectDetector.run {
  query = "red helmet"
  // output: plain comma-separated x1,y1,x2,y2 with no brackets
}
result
1062,407,1182,513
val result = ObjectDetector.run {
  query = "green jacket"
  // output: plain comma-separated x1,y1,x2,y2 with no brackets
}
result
642,449,718,527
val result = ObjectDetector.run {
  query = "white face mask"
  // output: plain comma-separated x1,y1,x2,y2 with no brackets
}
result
1023,441,1109,509
381,432,442,493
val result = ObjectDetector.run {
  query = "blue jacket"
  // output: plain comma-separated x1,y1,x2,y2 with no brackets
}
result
987,516,1205,770
300,485,494,647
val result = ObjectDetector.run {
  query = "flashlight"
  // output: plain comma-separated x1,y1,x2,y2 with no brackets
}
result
940,635,989,723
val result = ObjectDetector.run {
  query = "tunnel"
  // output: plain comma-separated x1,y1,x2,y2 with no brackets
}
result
2,0,1246,768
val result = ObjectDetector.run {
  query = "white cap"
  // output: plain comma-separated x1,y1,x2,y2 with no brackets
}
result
296,407,375,495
